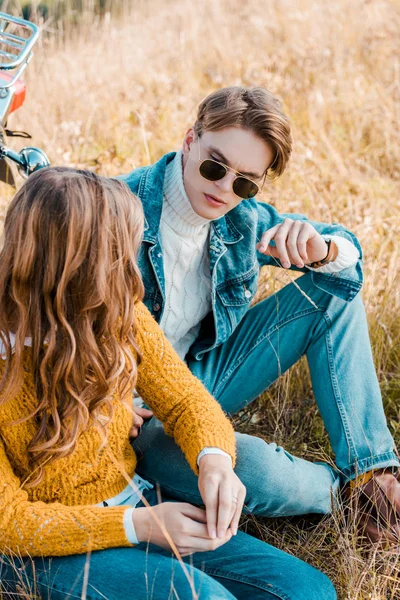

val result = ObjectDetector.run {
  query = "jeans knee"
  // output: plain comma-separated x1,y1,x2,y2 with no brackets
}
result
238,435,295,489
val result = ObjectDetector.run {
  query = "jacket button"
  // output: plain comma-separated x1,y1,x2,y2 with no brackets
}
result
153,303,161,312
244,290,252,299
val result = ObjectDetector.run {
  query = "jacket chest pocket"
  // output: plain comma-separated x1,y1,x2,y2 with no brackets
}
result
217,265,259,306
216,266,259,335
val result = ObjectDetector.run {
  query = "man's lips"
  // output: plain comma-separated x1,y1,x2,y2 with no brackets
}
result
204,193,227,206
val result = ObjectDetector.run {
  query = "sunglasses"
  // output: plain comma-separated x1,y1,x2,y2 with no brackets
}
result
197,141,264,199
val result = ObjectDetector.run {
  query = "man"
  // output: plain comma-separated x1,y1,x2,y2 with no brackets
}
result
122,86,400,543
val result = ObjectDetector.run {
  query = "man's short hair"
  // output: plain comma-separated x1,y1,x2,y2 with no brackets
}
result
194,86,292,179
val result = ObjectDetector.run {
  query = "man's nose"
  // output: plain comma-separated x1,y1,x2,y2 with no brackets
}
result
215,171,235,193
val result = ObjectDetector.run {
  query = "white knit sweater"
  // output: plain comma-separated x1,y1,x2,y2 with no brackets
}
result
159,151,212,359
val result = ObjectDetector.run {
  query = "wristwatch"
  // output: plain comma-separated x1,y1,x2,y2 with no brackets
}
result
307,239,339,269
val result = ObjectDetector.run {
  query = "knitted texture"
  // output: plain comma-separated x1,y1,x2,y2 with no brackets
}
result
159,151,212,359
0,302,236,557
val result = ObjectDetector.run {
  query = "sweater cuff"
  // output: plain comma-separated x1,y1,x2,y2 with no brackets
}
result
305,235,359,274
123,508,139,544
197,447,233,466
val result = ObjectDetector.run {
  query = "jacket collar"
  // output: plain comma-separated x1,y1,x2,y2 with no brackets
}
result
140,152,244,245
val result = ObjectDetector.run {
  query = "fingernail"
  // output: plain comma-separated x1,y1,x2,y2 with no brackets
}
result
210,529,216,539
218,529,225,538
296,263,303,268
282,261,290,268
258,245,265,252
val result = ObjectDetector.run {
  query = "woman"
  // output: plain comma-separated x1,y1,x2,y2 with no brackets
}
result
0,167,336,600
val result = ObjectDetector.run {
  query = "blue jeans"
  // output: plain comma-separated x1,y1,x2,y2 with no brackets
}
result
133,273,399,517
0,488,336,600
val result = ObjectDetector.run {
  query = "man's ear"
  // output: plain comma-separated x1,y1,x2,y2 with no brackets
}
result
182,127,196,156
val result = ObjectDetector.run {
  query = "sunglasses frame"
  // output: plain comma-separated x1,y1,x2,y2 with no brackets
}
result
197,139,265,199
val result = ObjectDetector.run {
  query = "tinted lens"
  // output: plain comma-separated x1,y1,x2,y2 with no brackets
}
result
233,177,259,199
199,159,227,182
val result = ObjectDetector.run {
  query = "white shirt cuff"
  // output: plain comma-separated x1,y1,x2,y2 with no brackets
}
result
197,447,233,466
305,235,359,274
124,507,139,544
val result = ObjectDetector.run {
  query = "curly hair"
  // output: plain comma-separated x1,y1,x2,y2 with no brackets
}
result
0,167,144,487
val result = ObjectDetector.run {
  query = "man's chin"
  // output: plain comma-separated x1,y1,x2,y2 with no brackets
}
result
191,199,226,221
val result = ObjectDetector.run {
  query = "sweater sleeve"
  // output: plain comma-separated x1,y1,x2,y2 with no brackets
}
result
0,437,133,557
134,302,236,474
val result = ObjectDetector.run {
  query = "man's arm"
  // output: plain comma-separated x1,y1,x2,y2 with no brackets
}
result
253,201,363,301
255,201,362,269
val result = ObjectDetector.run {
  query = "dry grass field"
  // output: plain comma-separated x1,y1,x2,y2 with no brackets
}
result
0,0,400,598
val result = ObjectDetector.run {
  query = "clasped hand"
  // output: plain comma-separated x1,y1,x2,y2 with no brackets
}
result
132,453,245,556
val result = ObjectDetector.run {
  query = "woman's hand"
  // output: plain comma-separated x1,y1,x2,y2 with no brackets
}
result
257,218,328,268
198,454,246,540
129,406,153,439
132,502,232,556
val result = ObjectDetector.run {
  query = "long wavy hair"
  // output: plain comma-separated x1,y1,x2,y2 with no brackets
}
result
0,167,144,487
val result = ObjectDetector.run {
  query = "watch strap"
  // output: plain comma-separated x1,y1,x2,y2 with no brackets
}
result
308,239,339,269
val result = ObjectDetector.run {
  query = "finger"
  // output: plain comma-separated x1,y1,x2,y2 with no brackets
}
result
180,530,233,554
264,245,280,260
257,223,281,253
273,219,293,268
135,407,153,419
230,488,246,536
181,517,212,539
133,414,144,427
178,549,195,557
216,481,233,538
181,504,208,524
129,426,139,439
297,225,311,263
201,483,218,539
287,220,304,267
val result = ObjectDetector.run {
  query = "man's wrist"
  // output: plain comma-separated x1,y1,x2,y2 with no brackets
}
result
307,239,338,268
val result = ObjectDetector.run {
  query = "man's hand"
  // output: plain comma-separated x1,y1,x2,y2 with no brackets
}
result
129,406,153,439
257,218,328,268
198,454,246,540
132,502,232,556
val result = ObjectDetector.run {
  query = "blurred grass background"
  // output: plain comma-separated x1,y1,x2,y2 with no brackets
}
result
0,0,399,597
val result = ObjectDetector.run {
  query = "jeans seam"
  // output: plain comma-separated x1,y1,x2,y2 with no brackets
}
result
214,306,323,398
204,568,291,600
321,312,358,466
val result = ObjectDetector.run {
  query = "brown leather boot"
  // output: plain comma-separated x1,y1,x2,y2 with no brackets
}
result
352,469,400,544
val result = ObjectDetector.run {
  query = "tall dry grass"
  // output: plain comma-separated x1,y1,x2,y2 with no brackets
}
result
0,0,399,598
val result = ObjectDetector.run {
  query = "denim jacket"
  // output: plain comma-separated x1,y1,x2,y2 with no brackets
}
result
121,152,363,360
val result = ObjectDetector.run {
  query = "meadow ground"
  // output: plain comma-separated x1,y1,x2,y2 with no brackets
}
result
0,0,399,597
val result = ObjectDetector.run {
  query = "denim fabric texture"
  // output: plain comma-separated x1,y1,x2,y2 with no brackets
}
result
0,487,337,600
133,273,399,518
120,152,364,360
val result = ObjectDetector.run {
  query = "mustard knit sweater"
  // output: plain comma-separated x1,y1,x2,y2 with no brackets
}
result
0,302,236,558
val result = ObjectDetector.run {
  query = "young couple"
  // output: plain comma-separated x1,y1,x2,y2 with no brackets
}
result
0,86,397,600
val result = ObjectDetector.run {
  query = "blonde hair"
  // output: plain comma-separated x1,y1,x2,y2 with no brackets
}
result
0,167,144,487
194,86,292,179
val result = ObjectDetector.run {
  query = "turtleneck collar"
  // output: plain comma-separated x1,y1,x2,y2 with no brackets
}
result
162,150,211,236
